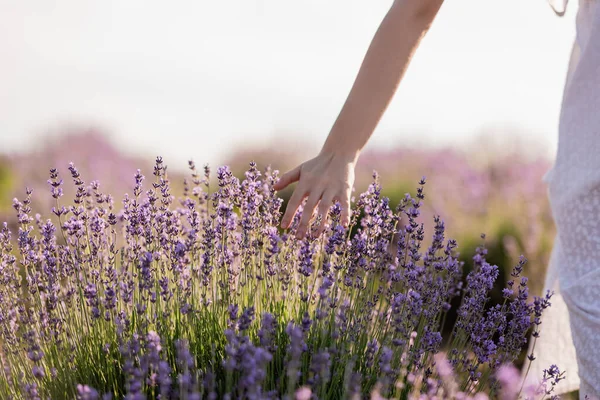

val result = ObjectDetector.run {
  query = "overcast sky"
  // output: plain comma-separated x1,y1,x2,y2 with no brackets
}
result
0,0,577,169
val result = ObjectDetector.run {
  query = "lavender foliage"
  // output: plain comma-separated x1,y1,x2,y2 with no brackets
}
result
0,158,565,399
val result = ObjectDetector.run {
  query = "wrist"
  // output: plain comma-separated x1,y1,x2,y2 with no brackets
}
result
319,144,360,164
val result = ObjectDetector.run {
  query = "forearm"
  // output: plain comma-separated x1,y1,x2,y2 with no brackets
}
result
321,0,443,161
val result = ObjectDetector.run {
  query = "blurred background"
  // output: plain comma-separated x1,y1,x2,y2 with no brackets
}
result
0,0,578,299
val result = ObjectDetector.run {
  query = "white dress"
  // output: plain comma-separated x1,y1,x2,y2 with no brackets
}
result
523,1,600,397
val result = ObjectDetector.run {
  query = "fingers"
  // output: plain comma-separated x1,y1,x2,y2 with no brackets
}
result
337,195,351,228
282,188,352,238
296,191,323,239
273,165,301,191
313,191,335,238
280,186,306,229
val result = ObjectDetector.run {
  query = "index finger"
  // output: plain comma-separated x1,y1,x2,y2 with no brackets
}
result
280,185,306,229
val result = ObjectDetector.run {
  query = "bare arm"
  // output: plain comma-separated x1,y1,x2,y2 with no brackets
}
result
322,0,444,160
274,0,444,238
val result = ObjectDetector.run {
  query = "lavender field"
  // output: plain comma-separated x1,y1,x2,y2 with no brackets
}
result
0,135,566,399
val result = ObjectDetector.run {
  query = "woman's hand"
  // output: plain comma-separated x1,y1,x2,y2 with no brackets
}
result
272,0,443,239
274,150,355,239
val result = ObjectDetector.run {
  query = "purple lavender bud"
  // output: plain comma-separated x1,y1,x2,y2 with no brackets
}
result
174,241,187,259
172,339,200,397
158,361,172,398
317,275,333,299
301,312,312,333
238,307,255,332
520,277,528,287
32,366,45,379
421,330,442,353
365,339,379,369
379,347,393,375
27,350,44,363
376,346,394,394
77,384,100,400
178,302,190,315
286,322,307,387
228,304,239,324
325,224,345,256
175,339,195,370
309,350,331,386
24,383,40,400
239,345,272,399
258,313,277,352
47,168,64,199
223,329,238,373
297,239,314,277
510,255,527,277
533,290,553,321
84,283,97,301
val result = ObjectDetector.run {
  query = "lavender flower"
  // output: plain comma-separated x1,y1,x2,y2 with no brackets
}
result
77,384,100,400
258,312,278,353
0,158,557,399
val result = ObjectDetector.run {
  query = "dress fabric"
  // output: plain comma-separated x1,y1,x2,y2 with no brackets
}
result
523,1,600,398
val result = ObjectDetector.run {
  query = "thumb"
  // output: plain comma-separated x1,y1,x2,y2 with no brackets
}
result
273,165,301,190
